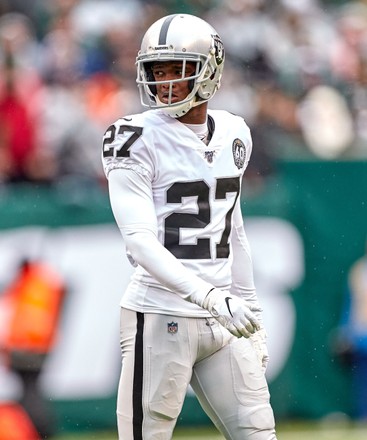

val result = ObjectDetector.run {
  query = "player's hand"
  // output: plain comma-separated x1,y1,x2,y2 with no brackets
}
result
202,288,262,338
251,328,269,372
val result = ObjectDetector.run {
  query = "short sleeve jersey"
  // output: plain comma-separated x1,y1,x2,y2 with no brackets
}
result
102,109,252,316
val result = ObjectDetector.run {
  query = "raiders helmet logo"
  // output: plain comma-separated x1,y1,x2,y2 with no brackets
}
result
232,138,246,169
212,34,224,65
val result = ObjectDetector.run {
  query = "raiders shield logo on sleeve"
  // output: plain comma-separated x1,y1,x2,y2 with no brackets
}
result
232,138,246,169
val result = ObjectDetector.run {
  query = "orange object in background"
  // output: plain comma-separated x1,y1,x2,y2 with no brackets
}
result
0,402,40,440
0,260,66,438
1,260,65,355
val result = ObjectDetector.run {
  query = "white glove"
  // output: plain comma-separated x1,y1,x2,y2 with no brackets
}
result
251,328,269,372
201,288,262,338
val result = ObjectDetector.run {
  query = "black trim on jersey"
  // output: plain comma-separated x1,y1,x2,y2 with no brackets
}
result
158,14,177,45
207,115,215,143
132,312,144,440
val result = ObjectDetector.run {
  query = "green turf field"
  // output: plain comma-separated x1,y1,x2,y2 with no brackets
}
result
53,421,367,439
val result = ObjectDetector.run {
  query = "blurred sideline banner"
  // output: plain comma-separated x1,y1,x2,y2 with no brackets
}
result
0,159,366,432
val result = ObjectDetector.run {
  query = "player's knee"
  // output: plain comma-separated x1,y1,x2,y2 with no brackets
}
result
147,382,185,421
148,397,182,422
241,405,275,432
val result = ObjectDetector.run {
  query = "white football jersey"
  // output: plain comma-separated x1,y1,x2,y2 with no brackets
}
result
102,109,256,317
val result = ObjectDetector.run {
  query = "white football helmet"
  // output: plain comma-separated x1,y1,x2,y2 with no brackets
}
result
136,14,225,118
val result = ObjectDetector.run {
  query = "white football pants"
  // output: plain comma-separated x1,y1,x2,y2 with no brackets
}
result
117,308,277,440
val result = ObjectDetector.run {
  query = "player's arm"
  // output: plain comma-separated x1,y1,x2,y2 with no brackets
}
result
230,201,262,322
230,201,269,369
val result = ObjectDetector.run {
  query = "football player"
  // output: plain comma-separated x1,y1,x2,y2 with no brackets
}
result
102,13,277,440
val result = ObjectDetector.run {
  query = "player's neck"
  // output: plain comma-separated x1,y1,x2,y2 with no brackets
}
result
177,102,208,124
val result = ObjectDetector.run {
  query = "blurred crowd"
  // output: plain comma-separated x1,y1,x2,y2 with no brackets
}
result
0,0,367,189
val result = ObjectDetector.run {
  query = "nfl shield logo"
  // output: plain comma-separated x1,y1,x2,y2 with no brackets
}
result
204,151,214,163
167,321,178,334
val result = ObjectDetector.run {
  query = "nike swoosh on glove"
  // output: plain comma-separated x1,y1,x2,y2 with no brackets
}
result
251,328,269,372
201,288,262,338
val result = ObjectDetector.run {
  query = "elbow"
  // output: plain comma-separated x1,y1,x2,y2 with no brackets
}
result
122,228,157,266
